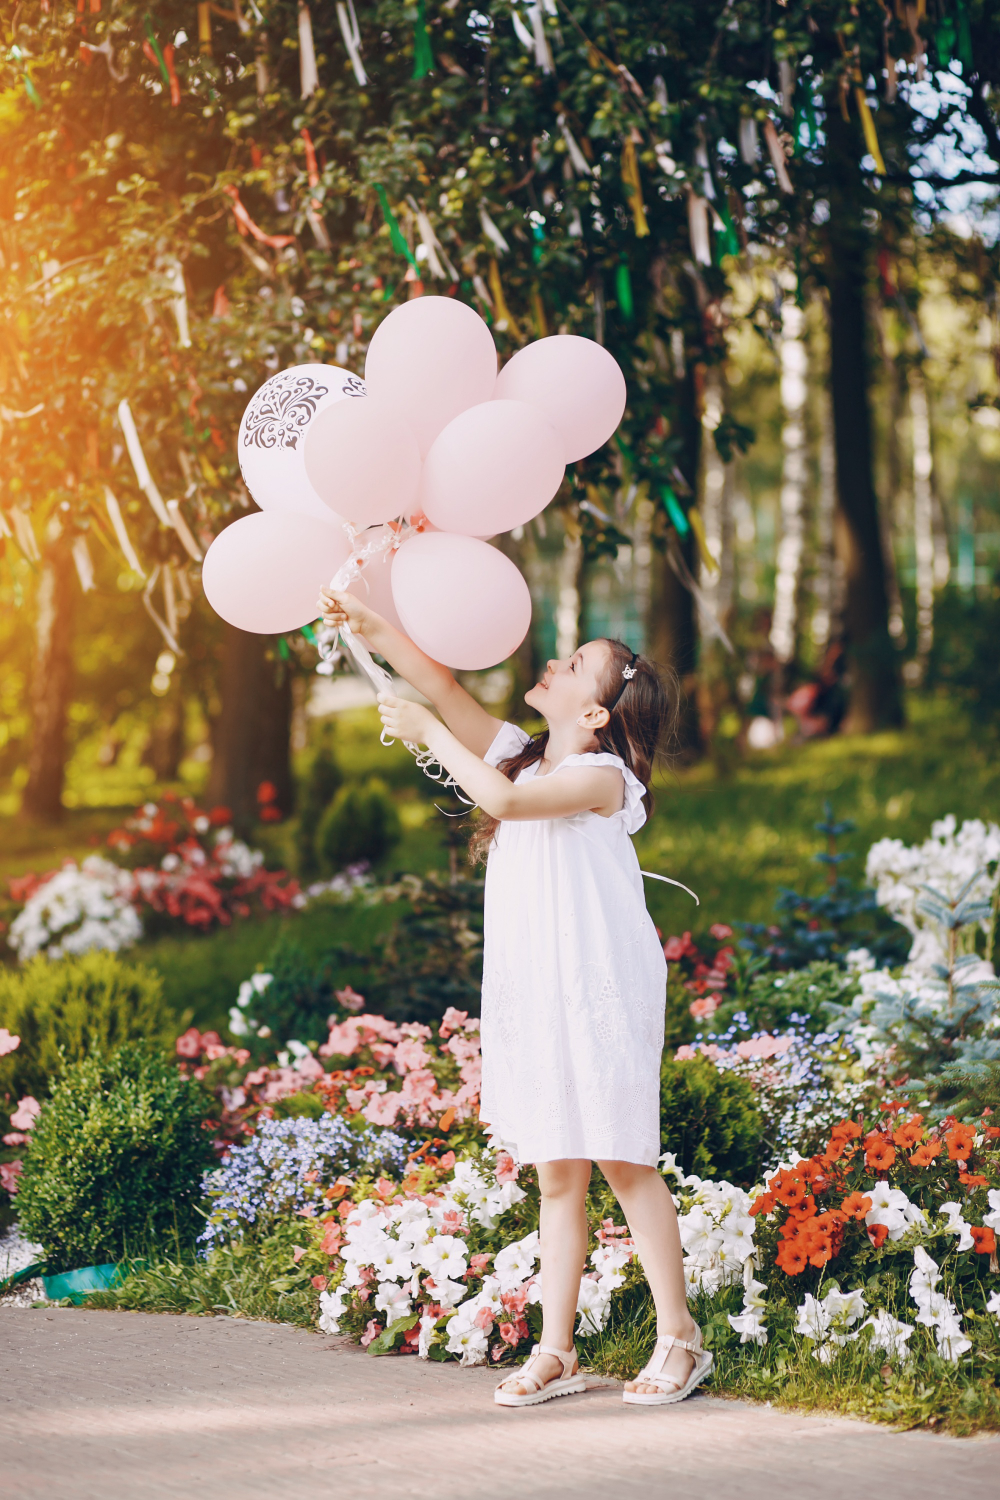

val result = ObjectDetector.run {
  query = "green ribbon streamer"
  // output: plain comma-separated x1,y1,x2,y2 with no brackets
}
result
23,74,42,108
615,260,634,321
715,201,740,259
531,221,545,267
277,637,291,661
300,622,317,644
374,183,418,268
412,0,435,80
144,13,171,85
956,0,973,70
661,484,690,536
935,15,956,69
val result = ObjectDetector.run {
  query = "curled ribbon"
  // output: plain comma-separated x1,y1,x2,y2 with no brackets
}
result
223,185,295,249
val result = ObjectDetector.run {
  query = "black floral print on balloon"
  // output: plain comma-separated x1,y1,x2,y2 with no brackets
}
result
241,372,331,451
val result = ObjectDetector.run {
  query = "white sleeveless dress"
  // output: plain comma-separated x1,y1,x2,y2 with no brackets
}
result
478,722,667,1167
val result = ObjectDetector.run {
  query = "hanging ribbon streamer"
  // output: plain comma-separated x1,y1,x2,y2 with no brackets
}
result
715,198,740,259
9,508,41,563
853,84,886,174
79,38,126,81
117,400,171,526
142,565,181,655
410,203,458,281
478,201,510,255
337,0,367,86
163,563,179,639
198,2,212,54
374,183,419,271
471,272,493,312
71,536,95,593
163,44,181,105
640,871,700,904
164,260,191,347
687,506,720,575
620,136,649,237
298,2,319,99
557,113,591,176
686,189,711,267
412,0,435,79
223,185,295,248
528,2,554,74
510,9,534,50
104,486,145,576
166,500,204,562
299,128,331,248
530,285,548,338
666,532,733,654
738,116,758,165
762,117,794,194
488,259,523,340
615,259,633,321
661,483,689,536
10,48,42,108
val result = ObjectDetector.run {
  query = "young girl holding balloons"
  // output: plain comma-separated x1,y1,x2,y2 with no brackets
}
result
319,586,712,1411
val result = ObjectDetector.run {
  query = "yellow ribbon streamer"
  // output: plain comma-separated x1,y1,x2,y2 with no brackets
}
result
854,86,886,174
488,259,523,341
688,506,720,576
620,137,649,237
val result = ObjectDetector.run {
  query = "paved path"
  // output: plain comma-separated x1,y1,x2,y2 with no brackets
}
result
2,1307,998,1500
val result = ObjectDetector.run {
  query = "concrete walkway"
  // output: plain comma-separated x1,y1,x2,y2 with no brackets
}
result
2,1307,998,1500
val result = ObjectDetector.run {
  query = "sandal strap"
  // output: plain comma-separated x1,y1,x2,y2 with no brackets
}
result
654,1330,702,1355
500,1343,577,1393
536,1343,577,1377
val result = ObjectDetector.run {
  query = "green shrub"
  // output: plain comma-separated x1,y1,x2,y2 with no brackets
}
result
316,778,401,873
295,735,344,876
0,951,178,1106
659,1054,762,1186
16,1042,216,1270
711,961,858,1038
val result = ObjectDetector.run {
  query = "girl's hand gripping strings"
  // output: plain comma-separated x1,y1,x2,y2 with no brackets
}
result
377,693,624,822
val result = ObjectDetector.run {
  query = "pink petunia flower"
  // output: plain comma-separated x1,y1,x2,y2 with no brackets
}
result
10,1097,41,1131
0,1029,20,1057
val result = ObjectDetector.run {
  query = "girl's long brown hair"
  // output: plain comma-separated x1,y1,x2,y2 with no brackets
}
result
469,639,679,865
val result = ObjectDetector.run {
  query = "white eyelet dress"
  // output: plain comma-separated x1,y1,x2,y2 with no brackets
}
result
478,722,667,1167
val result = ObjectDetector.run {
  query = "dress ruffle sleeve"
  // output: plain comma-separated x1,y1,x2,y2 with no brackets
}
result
553,752,647,835
484,721,532,769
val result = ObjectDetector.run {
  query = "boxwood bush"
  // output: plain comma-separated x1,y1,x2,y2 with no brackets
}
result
16,1043,216,1271
316,778,401,873
0,951,178,1105
659,1054,762,1186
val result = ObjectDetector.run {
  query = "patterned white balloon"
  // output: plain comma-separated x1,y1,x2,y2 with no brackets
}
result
237,363,366,521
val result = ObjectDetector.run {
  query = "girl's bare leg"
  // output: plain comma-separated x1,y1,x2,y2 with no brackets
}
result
498,1158,592,1395
598,1159,698,1394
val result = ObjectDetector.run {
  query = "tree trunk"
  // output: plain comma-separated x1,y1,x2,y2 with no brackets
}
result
824,103,904,731
22,541,76,823
208,625,293,833
649,362,701,755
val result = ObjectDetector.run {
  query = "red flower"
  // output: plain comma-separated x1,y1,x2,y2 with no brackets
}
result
863,1133,897,1172
750,1193,776,1218
311,1275,328,1290
892,1115,924,1149
909,1140,943,1167
208,805,232,826
961,1173,989,1188
971,1226,997,1255
868,1223,889,1249
775,1238,809,1275
945,1125,976,1161
175,1027,203,1059
709,923,734,940
663,931,697,961
840,1192,872,1221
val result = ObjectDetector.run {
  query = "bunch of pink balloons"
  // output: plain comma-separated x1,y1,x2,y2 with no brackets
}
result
203,298,626,671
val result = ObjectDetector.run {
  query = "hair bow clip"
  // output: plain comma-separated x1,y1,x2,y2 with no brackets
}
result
622,664,636,680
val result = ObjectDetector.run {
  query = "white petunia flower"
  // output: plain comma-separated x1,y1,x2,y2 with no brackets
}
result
937,1201,975,1252
494,1233,539,1290
318,1287,348,1334
444,1323,488,1363
576,1276,612,1336
419,1234,468,1281
982,1188,1000,1234
374,1280,412,1320
862,1311,914,1361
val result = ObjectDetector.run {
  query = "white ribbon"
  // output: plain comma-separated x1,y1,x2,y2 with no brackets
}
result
166,499,204,562
298,2,319,99
117,400,171,526
478,202,510,255
412,206,458,281
164,260,191,349
104,486,145,576
336,0,367,86
763,118,793,195
641,871,700,905
71,536,95,593
142,565,181,655
557,113,591,176
316,523,474,803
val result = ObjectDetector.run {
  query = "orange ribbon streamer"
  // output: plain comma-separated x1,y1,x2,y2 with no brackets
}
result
223,185,295,248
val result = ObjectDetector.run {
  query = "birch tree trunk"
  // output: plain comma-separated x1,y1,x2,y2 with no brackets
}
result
810,389,841,651
22,539,76,823
770,298,808,668
910,370,936,672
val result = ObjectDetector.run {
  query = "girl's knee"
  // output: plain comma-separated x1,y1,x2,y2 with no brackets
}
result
537,1159,592,1200
599,1158,657,1195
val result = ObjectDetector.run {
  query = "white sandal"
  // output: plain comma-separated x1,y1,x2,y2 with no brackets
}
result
494,1343,588,1408
622,1326,713,1406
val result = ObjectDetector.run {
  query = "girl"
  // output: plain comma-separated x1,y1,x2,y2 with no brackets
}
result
319,586,712,1410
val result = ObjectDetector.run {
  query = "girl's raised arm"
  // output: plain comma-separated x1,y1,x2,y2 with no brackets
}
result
377,693,625,820
318,588,504,758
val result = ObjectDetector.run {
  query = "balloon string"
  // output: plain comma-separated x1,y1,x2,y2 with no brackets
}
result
315,522,476,807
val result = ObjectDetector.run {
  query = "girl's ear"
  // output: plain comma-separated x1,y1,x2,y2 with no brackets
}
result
577,704,610,731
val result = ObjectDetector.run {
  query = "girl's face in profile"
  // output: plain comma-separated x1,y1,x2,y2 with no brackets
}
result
523,639,612,727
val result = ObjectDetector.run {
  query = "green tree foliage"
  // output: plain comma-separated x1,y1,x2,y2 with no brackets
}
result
659,1053,762,1185
0,950,178,1105
316,776,401,870
16,1041,216,1268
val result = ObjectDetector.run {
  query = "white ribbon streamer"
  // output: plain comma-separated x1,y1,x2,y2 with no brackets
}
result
298,2,319,99
166,499,204,562
528,2,554,73
412,206,458,281
104,486,145,576
9,508,40,563
164,260,191,348
117,400,171,526
641,871,700,904
71,536,95,593
142,565,181,655
687,190,711,267
336,0,367,85
763,118,793,195
478,202,510,256
557,113,591,176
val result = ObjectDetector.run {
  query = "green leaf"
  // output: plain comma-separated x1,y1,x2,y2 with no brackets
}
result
367,1311,419,1356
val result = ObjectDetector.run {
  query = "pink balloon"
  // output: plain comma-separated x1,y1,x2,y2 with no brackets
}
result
419,400,565,536
364,297,498,457
203,511,352,634
303,395,421,528
390,531,531,671
492,335,627,463
238,363,368,521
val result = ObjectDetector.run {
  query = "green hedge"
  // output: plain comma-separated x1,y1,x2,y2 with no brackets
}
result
0,951,177,1105
659,1054,762,1186
16,1042,216,1270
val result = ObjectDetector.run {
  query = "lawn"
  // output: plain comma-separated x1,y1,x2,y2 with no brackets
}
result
2,692,995,1034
